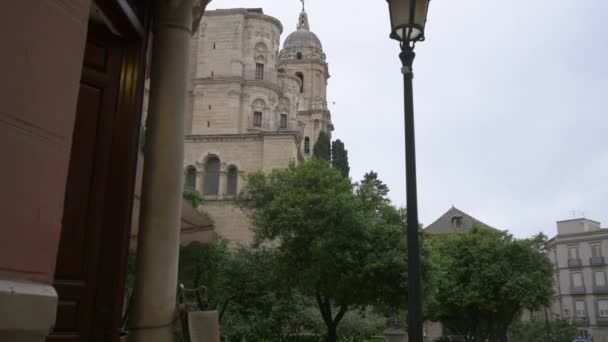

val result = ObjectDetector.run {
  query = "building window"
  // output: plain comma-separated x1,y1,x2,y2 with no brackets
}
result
451,216,463,229
596,271,606,287
296,72,304,93
569,247,579,260
304,137,310,154
185,166,196,190
280,114,288,128
575,300,587,318
573,272,584,288
297,52,302,60
226,166,238,196
256,63,264,80
253,112,263,128
592,244,602,258
599,300,608,318
203,156,220,195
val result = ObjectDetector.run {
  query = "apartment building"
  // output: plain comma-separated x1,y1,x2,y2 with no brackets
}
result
545,218,608,341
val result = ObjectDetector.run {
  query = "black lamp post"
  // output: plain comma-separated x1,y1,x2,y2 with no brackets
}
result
385,0,430,341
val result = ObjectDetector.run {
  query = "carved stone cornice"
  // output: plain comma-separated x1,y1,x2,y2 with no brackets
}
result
192,77,284,96
203,8,283,33
186,132,300,143
186,134,264,143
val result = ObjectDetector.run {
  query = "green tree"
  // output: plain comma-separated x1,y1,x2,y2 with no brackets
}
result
183,188,203,208
178,239,230,310
238,160,414,342
313,131,331,161
509,319,577,342
355,172,390,214
427,229,554,342
331,139,350,178
178,240,310,340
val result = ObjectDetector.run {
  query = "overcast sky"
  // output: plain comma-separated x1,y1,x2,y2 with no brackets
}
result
207,0,608,238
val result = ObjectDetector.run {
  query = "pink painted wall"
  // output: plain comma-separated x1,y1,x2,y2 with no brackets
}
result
0,0,91,284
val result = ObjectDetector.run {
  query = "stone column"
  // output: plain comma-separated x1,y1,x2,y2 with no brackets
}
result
128,1,198,341
218,167,227,198
196,168,204,195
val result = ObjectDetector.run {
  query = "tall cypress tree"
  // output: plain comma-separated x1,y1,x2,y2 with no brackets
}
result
312,130,331,161
331,139,350,178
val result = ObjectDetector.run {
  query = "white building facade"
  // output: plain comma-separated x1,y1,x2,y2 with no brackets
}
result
542,218,608,341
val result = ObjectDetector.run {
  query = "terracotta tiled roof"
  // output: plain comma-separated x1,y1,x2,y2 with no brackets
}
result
424,206,495,235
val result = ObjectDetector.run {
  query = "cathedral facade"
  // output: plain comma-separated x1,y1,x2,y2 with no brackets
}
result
184,7,332,243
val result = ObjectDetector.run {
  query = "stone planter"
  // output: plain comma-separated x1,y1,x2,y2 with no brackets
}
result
384,326,408,342
188,310,220,342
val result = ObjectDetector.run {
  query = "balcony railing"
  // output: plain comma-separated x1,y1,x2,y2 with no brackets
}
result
243,68,278,84
248,117,305,136
569,258,582,267
571,286,587,295
597,317,608,325
591,257,605,266
593,285,608,294
574,317,589,326
201,68,280,85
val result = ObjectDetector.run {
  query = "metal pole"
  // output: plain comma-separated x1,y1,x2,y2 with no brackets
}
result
400,43,423,342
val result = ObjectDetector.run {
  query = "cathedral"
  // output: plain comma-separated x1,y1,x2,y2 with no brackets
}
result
183,6,333,243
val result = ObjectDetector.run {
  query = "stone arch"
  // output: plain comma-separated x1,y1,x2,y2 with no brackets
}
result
254,41,268,64
295,72,304,93
252,98,266,110
279,97,290,109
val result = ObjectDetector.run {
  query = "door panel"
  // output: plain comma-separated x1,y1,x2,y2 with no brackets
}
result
48,27,124,342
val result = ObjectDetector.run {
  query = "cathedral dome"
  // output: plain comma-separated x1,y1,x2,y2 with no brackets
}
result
283,10,323,51
284,29,323,51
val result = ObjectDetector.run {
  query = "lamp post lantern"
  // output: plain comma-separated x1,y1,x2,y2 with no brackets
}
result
385,0,430,341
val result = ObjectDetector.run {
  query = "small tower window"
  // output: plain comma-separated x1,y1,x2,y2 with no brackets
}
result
304,137,310,154
296,72,304,93
253,111,263,128
255,63,264,80
296,52,303,60
280,114,288,129
226,166,238,196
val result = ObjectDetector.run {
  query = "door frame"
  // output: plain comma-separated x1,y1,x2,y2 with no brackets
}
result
51,0,150,340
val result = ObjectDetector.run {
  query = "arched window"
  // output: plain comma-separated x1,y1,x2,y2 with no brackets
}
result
226,166,238,196
185,166,197,190
304,137,310,154
295,72,304,93
203,156,220,195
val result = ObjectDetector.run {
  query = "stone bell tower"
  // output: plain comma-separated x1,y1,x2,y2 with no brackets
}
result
278,6,332,158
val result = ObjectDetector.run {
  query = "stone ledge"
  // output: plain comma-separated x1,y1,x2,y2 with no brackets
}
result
0,279,57,339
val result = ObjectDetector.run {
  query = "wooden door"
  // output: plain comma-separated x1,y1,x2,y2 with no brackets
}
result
48,27,125,342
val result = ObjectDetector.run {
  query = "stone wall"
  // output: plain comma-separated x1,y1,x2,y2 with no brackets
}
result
202,200,254,244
